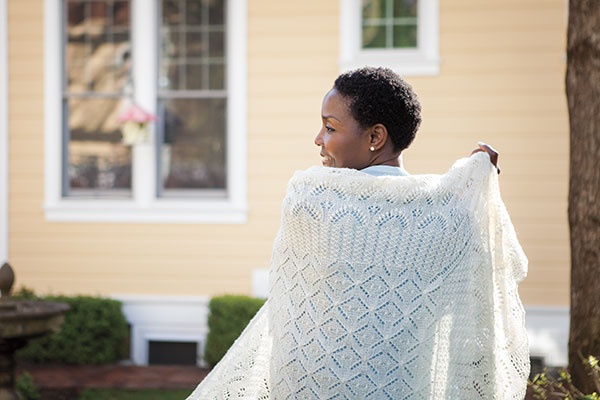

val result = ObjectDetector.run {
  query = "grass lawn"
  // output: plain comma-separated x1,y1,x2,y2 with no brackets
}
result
78,388,192,400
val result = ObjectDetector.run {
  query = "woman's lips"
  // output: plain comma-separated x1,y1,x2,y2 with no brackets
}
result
320,154,333,166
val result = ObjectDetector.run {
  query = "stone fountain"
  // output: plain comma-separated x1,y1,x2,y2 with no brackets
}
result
0,262,69,400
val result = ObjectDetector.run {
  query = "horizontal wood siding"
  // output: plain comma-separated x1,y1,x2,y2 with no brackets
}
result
7,0,569,306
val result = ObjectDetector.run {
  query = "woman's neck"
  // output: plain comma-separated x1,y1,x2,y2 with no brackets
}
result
369,152,403,168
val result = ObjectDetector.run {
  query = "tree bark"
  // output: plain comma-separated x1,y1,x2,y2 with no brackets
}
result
566,0,600,394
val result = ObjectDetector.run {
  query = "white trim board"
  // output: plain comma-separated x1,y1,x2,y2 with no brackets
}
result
525,305,569,367
0,0,9,264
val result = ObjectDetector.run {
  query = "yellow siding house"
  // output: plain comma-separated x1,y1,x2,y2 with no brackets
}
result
1,0,569,367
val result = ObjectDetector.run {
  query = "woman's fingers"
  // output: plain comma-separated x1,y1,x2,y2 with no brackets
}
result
472,142,500,174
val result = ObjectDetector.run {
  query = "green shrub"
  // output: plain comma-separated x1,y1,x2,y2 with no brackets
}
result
203,295,266,367
16,372,40,400
17,295,128,365
12,286,39,300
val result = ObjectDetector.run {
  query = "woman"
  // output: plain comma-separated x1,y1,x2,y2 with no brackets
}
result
315,67,498,175
187,67,529,399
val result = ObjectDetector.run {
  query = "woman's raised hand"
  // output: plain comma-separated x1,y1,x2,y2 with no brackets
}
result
471,142,500,174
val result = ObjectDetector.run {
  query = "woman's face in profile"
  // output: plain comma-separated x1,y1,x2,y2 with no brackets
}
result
314,89,371,169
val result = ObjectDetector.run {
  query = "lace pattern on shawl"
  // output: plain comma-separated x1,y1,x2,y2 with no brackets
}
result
186,305,271,400
187,153,529,400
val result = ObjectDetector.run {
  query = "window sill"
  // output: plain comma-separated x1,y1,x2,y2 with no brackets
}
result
340,52,440,77
44,199,248,224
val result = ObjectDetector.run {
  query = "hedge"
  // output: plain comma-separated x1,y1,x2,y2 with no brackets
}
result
16,293,128,365
203,295,266,367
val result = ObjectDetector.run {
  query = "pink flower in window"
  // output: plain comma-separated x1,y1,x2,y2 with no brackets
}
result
118,103,158,145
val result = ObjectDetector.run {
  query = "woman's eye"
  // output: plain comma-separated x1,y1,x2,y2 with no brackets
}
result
325,125,334,132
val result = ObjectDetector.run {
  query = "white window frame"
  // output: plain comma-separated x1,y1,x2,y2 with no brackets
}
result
0,0,8,263
339,0,439,76
44,0,248,223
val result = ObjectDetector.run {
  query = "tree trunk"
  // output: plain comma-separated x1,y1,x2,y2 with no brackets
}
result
566,0,600,394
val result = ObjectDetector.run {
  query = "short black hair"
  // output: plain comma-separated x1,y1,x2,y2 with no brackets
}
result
333,66,421,152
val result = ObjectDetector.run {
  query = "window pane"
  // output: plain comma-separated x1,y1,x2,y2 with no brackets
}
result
160,61,182,89
162,0,183,25
394,0,417,18
362,0,385,21
69,144,132,192
160,98,226,191
362,24,386,48
186,31,204,58
209,64,225,90
67,98,132,193
63,0,132,196
208,0,225,25
185,64,204,90
185,0,204,25
89,0,107,20
67,2,85,26
112,1,130,28
208,30,224,58
162,30,181,57
362,0,418,49
393,24,417,48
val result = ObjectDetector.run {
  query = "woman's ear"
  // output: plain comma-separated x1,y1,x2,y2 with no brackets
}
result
369,124,389,151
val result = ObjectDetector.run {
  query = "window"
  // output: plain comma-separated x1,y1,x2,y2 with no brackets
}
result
340,0,439,76
44,0,247,223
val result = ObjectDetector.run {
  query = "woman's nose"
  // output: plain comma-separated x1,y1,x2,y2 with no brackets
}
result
314,130,323,146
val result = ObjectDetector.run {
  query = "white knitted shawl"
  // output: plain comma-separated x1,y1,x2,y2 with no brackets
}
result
187,153,530,400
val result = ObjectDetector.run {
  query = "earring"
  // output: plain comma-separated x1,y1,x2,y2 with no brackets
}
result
369,146,375,152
